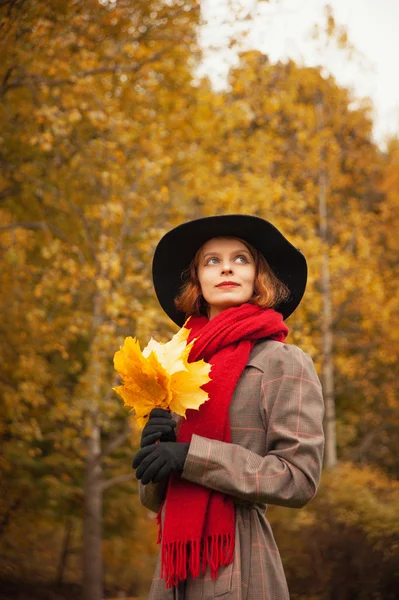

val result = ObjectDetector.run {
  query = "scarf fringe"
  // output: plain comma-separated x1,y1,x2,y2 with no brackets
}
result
160,534,234,589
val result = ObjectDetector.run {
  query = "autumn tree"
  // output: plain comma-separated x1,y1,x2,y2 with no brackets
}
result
0,1,202,598
178,49,395,473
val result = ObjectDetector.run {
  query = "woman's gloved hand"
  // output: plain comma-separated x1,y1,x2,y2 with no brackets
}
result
132,442,190,485
140,407,177,448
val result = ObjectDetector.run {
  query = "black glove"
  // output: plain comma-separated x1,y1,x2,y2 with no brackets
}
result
133,442,190,485
140,408,177,448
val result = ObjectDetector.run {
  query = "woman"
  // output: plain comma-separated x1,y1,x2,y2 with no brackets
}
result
133,214,325,599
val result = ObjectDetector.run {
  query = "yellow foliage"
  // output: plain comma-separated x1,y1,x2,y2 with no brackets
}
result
113,325,211,428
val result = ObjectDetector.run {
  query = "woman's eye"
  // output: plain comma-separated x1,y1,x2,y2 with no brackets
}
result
205,255,248,265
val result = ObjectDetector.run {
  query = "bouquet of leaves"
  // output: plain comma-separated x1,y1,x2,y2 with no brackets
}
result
113,325,212,428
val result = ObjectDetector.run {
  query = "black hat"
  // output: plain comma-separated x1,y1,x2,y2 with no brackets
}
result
152,214,307,326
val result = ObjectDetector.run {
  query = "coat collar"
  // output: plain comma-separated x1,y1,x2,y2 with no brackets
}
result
246,339,284,372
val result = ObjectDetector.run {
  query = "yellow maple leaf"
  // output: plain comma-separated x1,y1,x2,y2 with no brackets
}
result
113,324,211,428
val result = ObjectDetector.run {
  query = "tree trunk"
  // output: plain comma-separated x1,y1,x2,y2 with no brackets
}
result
56,518,73,586
83,418,103,600
320,205,337,468
317,98,337,469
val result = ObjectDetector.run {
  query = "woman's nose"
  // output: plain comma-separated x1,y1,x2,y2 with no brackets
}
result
221,265,233,274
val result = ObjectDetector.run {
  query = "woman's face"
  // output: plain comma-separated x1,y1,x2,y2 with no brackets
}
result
197,237,256,320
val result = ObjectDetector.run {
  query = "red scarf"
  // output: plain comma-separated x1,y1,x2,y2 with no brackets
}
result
156,303,289,588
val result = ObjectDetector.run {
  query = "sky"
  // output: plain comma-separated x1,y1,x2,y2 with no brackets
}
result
195,0,399,147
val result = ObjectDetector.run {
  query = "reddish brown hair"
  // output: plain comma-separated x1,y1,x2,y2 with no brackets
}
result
174,237,290,317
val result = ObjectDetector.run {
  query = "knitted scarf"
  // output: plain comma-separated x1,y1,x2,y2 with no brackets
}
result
156,303,289,588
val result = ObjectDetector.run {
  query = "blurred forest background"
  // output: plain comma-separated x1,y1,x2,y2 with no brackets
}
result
0,1,398,599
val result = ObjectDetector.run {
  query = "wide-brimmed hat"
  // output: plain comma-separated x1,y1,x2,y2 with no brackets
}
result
152,214,307,326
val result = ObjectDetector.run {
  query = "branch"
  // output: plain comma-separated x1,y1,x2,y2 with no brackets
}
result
0,0,27,25
0,221,48,232
0,183,20,201
62,194,96,264
332,296,355,327
100,420,132,461
100,472,135,492
0,0,25,10
0,65,17,96
0,166,89,264
344,423,386,462
16,169,92,263
1,48,174,95
0,220,86,264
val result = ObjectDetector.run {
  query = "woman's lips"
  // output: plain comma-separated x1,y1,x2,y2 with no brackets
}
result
216,283,240,288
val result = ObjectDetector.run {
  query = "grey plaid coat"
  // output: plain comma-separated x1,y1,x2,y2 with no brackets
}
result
139,339,325,599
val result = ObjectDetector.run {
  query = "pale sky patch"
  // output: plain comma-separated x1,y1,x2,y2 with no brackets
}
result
196,0,399,148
